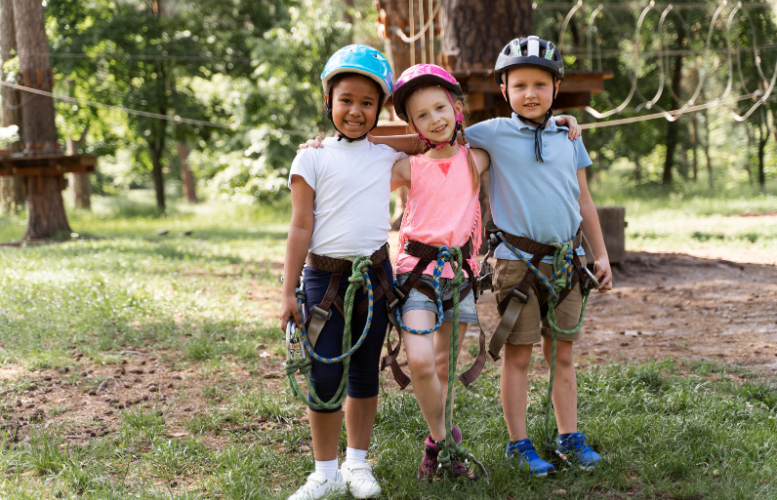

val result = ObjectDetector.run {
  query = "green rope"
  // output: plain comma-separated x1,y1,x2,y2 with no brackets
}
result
428,247,488,480
285,257,375,411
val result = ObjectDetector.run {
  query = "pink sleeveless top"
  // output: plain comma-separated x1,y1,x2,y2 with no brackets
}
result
395,145,481,279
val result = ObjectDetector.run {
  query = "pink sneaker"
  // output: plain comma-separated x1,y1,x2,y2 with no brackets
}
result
417,435,479,482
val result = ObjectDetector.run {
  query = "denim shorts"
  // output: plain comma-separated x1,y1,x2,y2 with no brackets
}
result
396,272,478,324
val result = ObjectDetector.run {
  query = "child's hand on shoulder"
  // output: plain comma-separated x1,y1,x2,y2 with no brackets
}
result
555,115,582,141
593,256,613,292
297,136,323,154
280,292,303,330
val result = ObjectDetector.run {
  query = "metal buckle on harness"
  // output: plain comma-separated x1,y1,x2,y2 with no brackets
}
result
510,287,529,303
310,305,332,322
388,287,406,311
286,322,307,362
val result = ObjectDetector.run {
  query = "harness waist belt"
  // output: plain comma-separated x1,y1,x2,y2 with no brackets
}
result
485,219,583,256
306,243,390,273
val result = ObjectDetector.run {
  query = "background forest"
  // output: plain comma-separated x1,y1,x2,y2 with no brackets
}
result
1,0,776,215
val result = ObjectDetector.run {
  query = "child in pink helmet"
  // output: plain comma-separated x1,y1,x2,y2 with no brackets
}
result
389,64,489,481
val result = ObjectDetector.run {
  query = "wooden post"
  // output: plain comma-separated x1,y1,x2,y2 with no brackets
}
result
583,206,627,265
13,0,71,239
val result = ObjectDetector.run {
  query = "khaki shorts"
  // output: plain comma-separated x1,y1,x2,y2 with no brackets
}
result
493,255,587,345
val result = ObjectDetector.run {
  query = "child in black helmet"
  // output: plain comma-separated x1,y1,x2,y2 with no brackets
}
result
464,36,613,475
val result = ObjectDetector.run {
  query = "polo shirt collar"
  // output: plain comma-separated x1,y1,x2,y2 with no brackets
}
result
511,112,559,132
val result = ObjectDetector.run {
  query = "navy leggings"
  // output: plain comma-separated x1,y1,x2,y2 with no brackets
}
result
303,259,392,413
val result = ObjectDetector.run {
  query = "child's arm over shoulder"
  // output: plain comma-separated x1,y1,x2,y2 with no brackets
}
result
469,147,490,175
577,169,613,292
391,157,411,191
368,133,424,156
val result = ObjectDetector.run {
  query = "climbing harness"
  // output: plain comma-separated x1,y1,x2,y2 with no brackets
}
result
482,220,598,452
285,244,396,411
380,241,488,481
380,239,487,389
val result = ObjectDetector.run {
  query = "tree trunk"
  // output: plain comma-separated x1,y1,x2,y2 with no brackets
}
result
14,0,71,239
691,112,698,181
704,112,712,188
177,140,198,203
149,140,165,209
757,108,768,188
662,47,684,185
67,128,90,209
440,0,532,71
1,0,25,214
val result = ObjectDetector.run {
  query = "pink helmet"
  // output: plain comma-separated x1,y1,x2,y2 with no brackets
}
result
393,64,463,122
393,64,464,149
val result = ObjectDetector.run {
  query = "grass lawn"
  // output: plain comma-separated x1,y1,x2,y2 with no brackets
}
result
0,185,776,499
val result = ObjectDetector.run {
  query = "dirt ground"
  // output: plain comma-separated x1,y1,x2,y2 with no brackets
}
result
3,250,776,445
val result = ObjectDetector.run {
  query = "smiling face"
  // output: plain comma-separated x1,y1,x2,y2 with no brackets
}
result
406,86,462,144
326,74,382,139
501,66,560,121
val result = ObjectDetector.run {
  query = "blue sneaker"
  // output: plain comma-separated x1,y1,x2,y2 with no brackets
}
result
504,439,555,477
555,433,602,471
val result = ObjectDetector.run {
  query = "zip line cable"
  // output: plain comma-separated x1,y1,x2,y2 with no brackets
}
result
579,90,776,129
0,80,309,135
550,0,777,124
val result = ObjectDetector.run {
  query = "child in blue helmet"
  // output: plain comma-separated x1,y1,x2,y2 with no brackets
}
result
465,36,613,476
280,45,403,500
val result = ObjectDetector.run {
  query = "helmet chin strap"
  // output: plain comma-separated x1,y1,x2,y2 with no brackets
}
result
503,77,558,163
325,89,381,143
412,89,463,151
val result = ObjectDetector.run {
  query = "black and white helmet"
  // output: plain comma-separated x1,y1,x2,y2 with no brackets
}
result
494,36,564,85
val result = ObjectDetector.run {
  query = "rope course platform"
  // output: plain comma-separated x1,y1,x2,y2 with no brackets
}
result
0,152,97,178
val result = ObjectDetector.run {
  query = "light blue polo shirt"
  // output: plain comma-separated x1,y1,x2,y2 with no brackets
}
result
466,113,592,263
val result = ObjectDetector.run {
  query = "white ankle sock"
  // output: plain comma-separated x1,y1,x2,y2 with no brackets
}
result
315,459,339,480
345,447,367,463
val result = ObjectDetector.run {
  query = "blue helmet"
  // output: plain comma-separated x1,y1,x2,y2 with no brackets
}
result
321,44,393,104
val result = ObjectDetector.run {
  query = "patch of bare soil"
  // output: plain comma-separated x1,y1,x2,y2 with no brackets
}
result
0,350,290,446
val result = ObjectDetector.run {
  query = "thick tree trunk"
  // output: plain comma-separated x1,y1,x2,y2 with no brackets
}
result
14,0,70,239
1,0,25,214
440,0,532,71
177,140,198,203
67,129,90,209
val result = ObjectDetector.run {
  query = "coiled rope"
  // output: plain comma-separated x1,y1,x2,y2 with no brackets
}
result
285,256,375,411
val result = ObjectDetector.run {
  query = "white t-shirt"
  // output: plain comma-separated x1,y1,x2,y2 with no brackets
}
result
288,137,406,259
